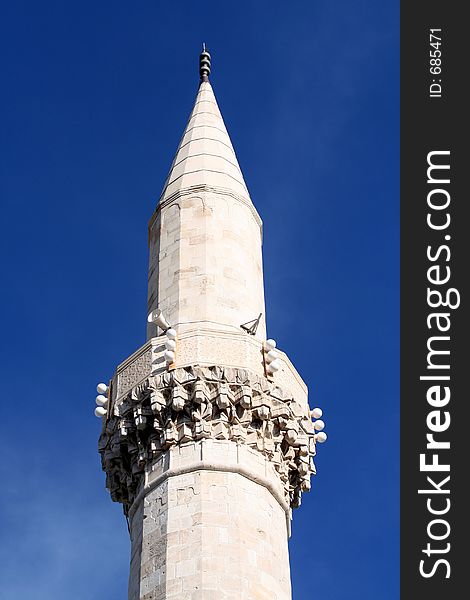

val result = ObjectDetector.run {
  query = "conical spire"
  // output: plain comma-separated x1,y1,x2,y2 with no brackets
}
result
159,47,251,205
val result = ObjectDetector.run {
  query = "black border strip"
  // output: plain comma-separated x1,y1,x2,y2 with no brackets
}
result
401,3,467,597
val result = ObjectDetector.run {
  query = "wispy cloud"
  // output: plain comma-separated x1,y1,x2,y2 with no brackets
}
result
0,446,129,600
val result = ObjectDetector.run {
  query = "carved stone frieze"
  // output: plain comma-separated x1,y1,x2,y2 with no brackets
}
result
116,347,153,398
99,365,317,513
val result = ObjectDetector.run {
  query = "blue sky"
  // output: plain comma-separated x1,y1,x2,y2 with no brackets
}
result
0,1,399,598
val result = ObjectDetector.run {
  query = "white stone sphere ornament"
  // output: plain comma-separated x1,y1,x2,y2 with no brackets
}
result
310,407,323,419
95,406,107,418
164,350,175,364
315,431,328,443
266,349,279,363
165,339,176,351
266,358,281,374
166,328,177,340
96,394,108,407
313,419,325,431
265,338,277,351
96,383,108,395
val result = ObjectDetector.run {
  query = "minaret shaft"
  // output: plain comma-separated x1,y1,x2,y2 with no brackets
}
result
128,442,291,600
147,189,266,341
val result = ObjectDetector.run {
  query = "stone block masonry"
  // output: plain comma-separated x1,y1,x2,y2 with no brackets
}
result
129,442,291,600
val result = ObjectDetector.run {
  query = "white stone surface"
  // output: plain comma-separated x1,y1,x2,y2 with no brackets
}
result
160,82,251,203
128,441,291,600
147,189,266,342
113,333,308,415
146,81,266,342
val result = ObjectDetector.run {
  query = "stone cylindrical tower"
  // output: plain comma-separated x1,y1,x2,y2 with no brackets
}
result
97,47,326,600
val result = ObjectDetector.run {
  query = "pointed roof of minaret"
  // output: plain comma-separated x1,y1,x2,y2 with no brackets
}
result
159,46,252,205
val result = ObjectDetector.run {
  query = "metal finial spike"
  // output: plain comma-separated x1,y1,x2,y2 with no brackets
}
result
199,44,211,82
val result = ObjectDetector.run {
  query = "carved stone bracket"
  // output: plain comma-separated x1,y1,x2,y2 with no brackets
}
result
98,365,317,512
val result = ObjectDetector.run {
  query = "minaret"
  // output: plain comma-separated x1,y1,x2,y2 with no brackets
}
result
97,47,327,600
